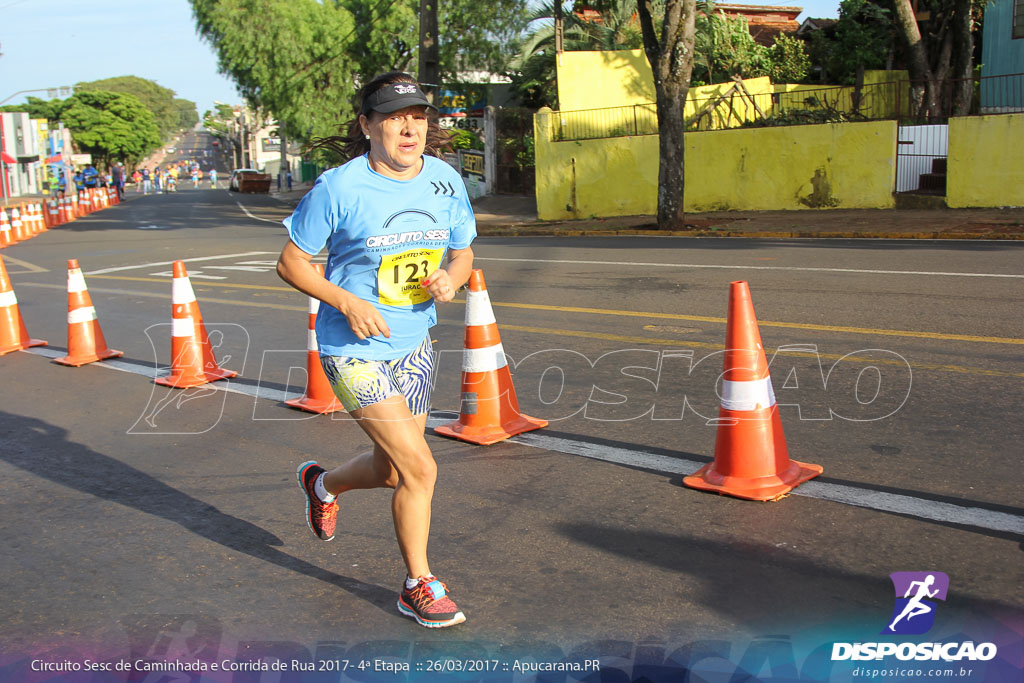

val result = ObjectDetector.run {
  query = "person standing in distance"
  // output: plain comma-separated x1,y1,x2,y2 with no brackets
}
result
276,72,475,629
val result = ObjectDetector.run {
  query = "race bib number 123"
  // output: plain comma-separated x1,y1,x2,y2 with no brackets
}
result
377,248,444,306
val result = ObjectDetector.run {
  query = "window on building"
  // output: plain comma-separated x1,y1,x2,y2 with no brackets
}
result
1015,0,1024,39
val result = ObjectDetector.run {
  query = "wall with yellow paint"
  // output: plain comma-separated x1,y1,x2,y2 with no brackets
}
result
684,121,897,212
557,49,655,110
535,109,897,219
535,108,659,219
947,113,1024,208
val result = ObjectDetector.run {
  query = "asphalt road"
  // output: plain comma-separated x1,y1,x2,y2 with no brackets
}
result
1,175,1022,681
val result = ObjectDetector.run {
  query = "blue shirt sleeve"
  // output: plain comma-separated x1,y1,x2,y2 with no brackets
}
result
283,176,337,255
449,177,477,250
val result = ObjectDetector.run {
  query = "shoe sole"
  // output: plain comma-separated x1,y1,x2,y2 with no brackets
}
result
296,460,334,541
397,598,466,628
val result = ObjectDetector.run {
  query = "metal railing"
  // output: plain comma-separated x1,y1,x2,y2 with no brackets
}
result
549,73,1024,142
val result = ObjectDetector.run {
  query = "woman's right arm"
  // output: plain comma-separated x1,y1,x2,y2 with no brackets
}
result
277,240,390,340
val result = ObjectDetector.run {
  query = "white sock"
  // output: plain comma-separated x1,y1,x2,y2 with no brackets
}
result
314,473,336,503
406,574,434,590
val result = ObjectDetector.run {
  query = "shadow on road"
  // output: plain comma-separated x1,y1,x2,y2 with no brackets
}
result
0,411,395,614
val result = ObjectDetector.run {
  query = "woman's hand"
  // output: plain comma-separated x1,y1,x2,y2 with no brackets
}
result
338,294,391,340
422,269,456,303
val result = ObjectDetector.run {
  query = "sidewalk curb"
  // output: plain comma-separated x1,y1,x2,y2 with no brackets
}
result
476,225,1024,240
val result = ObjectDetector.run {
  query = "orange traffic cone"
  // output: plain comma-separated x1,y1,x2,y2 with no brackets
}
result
46,200,60,228
154,260,237,388
10,206,28,242
62,196,74,223
29,203,44,235
0,254,47,355
285,264,343,414
53,259,123,367
0,209,11,248
434,269,547,445
683,281,822,501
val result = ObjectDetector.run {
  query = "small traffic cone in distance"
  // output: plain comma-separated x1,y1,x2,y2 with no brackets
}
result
683,281,822,501
0,254,47,355
0,209,11,248
10,206,28,242
285,264,343,414
154,260,237,388
53,259,123,367
47,200,60,228
434,269,547,445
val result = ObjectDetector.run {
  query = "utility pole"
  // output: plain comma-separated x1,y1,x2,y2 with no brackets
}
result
418,0,440,103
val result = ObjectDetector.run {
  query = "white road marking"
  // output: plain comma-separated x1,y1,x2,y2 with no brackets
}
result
424,418,1024,537
17,346,1022,536
475,256,1024,279
236,201,285,224
86,252,275,274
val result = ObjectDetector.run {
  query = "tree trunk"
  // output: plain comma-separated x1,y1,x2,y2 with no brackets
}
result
893,0,939,120
950,0,974,116
638,0,697,230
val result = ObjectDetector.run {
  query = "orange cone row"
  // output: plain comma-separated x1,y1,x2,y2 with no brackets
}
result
1,187,120,247
0,254,817,504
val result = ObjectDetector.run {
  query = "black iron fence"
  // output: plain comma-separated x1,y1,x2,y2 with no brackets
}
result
550,73,1024,142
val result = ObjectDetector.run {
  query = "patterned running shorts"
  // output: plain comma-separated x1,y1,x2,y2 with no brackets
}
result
320,336,434,414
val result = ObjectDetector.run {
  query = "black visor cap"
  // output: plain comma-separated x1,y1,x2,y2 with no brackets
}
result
361,83,439,116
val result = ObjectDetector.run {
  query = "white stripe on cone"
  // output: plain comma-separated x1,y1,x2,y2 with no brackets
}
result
720,376,777,412
172,277,197,304
67,270,88,293
68,306,97,324
463,343,507,373
465,289,497,326
0,290,17,307
172,316,194,337
308,297,319,314
306,329,318,352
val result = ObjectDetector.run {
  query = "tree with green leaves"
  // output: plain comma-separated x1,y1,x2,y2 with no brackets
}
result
75,76,194,140
174,99,200,130
692,2,769,86
638,0,698,230
192,0,359,143
806,0,891,85
0,96,64,120
191,0,528,147
59,91,163,168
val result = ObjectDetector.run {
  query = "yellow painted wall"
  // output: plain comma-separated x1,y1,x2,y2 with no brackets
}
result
947,113,1024,208
535,108,659,219
684,121,897,212
557,49,655,110
536,109,897,219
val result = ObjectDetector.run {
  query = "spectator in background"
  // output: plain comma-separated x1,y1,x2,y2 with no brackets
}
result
56,170,67,198
73,168,85,193
141,167,152,195
82,164,99,189
132,169,142,192
111,163,124,201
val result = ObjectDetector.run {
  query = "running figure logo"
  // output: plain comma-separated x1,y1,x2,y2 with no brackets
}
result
883,571,949,635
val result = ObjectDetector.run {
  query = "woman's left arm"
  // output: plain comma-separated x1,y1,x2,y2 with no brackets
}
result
423,246,474,303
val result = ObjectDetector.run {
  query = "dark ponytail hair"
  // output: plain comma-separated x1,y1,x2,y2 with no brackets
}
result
306,72,452,163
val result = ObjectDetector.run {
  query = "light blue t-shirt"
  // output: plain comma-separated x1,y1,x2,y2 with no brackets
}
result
284,154,476,360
